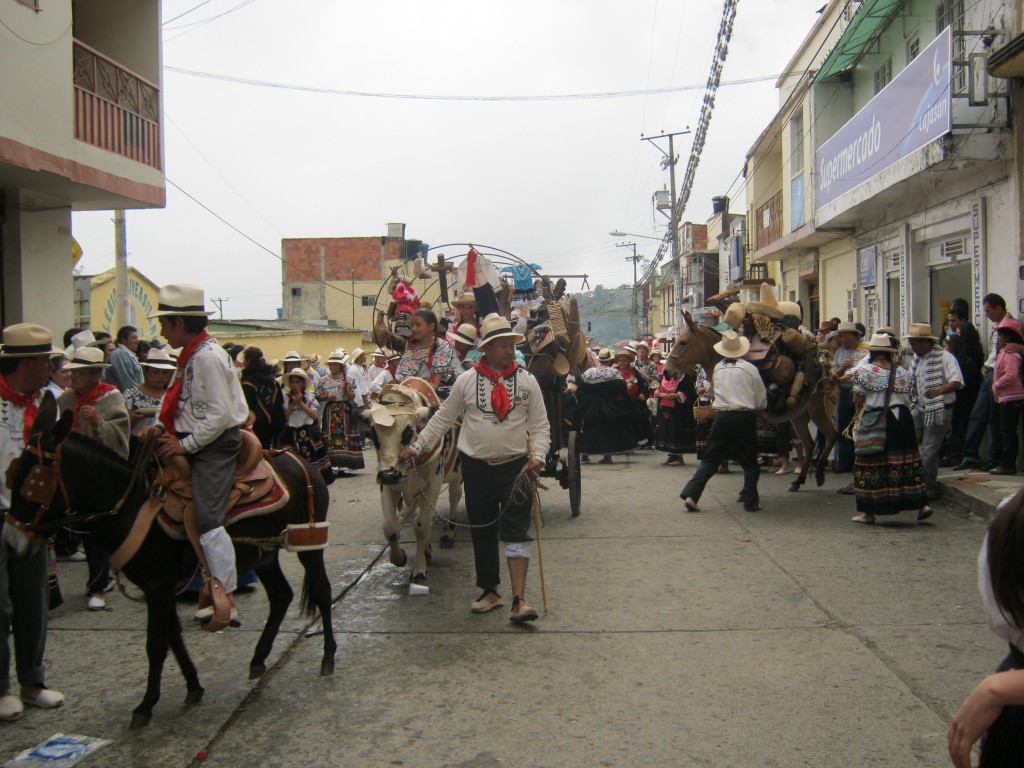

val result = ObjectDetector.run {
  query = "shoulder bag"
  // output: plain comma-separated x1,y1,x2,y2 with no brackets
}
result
854,363,897,457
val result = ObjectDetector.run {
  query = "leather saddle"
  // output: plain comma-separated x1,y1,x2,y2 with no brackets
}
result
155,430,277,529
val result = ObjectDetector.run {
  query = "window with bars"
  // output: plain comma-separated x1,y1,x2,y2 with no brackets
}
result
360,296,376,307
874,57,892,94
907,34,920,62
937,0,967,92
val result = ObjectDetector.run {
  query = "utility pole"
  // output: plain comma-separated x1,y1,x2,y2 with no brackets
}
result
642,129,690,330
113,209,129,327
210,297,228,319
616,241,641,338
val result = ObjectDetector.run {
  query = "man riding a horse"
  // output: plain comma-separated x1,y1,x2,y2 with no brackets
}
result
151,284,250,632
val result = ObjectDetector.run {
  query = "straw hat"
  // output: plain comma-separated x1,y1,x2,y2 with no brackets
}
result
285,368,310,384
140,348,177,370
836,321,861,336
778,301,802,320
400,257,429,282
478,313,524,348
597,348,615,363
633,340,650,352
350,347,367,363
745,283,783,321
713,330,751,359
149,284,215,317
867,333,897,353
64,346,110,370
451,292,478,308
0,324,55,358
649,349,663,358
903,322,938,342
307,353,321,366
723,302,747,330
615,347,636,359
283,350,303,362
371,347,387,358
327,349,350,365
448,324,478,346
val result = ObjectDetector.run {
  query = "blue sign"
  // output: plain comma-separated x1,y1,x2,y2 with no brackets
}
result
815,27,951,210
859,247,877,287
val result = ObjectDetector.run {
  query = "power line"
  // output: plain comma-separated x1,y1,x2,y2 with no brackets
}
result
162,0,216,26
162,66,779,102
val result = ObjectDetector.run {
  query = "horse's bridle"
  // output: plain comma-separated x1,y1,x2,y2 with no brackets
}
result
5,432,152,545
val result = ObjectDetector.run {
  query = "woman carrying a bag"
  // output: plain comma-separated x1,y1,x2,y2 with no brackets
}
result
849,333,930,525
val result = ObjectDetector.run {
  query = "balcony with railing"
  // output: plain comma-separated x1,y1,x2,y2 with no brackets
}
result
753,190,783,251
73,41,161,170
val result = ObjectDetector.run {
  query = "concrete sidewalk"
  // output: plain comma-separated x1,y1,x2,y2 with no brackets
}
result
939,465,1023,517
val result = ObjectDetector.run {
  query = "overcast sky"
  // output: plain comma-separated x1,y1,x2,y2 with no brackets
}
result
71,0,826,319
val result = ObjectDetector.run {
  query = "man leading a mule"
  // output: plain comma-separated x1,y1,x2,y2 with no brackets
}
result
680,330,768,514
399,314,550,622
151,284,249,631
0,324,65,721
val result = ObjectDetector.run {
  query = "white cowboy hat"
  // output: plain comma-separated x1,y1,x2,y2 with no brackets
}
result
371,347,387,358
713,330,751,359
149,284,215,317
836,321,861,336
597,348,615,363
64,346,111,370
327,349,350,365
140,348,177,370
448,324,478,346
283,350,303,362
350,347,367,362
903,322,939,342
450,291,478,308
285,368,310,384
867,333,897,353
478,313,524,348
0,324,55,358
723,302,747,330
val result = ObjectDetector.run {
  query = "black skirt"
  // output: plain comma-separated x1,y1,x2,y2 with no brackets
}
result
853,404,925,515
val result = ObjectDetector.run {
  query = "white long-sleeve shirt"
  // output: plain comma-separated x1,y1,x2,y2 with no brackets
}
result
173,338,249,454
0,386,43,510
411,365,550,465
711,358,767,412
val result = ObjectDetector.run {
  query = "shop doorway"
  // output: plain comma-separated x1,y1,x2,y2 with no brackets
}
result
930,260,971,335
887,275,901,330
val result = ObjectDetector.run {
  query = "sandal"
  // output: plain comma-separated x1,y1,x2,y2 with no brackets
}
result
510,596,539,623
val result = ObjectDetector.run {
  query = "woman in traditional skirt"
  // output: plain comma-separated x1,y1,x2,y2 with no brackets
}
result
282,368,335,484
316,349,365,471
654,365,699,465
849,333,930,524
949,486,1024,767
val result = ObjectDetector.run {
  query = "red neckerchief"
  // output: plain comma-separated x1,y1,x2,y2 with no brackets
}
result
0,374,40,442
475,361,518,421
72,381,117,430
159,331,211,432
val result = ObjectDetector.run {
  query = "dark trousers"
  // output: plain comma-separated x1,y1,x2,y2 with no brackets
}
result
680,412,760,505
997,400,1022,470
0,543,49,691
963,370,1001,463
83,535,110,595
836,387,855,470
461,453,532,591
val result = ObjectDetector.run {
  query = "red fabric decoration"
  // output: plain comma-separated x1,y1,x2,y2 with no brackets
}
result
475,361,518,421
465,247,479,288
72,381,117,429
0,375,40,443
159,331,211,432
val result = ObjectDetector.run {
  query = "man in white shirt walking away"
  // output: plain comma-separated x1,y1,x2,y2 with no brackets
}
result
680,331,768,513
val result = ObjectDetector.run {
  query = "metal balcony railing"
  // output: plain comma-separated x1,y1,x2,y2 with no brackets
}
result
73,41,161,170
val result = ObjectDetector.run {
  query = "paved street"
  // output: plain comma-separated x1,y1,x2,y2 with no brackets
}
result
1,449,1007,767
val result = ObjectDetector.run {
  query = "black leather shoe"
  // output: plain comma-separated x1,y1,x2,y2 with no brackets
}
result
837,483,856,495
990,467,1017,476
743,499,761,512
953,460,981,471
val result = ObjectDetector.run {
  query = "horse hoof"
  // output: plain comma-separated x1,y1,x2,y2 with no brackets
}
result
320,660,335,677
130,711,152,730
815,473,825,487
249,664,267,680
411,572,427,584
390,550,407,568
184,688,204,706
439,536,455,550
788,482,800,493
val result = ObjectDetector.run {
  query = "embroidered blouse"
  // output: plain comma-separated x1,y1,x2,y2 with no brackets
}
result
395,339,458,387
850,364,912,409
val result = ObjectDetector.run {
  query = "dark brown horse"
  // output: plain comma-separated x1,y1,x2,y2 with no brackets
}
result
665,312,838,491
5,394,335,729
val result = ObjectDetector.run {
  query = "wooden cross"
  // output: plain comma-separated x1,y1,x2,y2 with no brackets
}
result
430,254,457,304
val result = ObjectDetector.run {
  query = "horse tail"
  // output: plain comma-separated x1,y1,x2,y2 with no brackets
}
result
298,570,318,618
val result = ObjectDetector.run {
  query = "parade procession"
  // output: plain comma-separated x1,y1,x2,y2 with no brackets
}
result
5,0,1024,766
